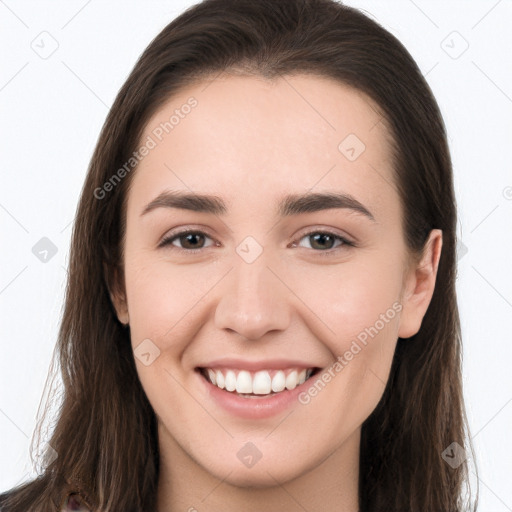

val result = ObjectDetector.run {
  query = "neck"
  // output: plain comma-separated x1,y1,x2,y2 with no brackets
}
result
156,425,361,512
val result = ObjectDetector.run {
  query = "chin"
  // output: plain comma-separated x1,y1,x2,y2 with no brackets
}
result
202,451,315,488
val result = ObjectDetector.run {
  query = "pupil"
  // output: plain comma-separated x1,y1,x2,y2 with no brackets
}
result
311,233,333,250
179,233,334,250
183,233,203,249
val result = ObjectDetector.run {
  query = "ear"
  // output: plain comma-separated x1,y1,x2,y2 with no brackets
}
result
397,229,443,339
103,261,129,326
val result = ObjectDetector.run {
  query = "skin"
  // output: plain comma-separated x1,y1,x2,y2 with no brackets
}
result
111,73,442,512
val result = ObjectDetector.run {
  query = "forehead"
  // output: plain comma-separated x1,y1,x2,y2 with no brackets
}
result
128,73,397,221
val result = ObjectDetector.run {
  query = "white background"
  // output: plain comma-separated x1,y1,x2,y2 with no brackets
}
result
1,1,511,510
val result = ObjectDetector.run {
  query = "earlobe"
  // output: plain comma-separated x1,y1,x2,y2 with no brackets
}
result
397,229,443,339
103,261,129,325
110,290,130,326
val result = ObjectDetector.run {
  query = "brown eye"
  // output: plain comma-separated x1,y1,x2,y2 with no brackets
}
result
308,233,337,250
176,232,206,249
159,230,215,251
296,231,354,252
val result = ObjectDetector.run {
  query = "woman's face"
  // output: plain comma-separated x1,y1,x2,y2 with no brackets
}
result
112,73,440,486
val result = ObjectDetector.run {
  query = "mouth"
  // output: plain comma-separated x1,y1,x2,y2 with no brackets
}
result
196,366,322,398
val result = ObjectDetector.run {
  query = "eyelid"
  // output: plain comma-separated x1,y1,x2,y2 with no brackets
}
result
291,228,356,258
158,226,217,250
158,225,356,253
293,225,355,245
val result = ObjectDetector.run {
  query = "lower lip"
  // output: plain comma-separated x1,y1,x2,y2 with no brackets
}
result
196,370,316,420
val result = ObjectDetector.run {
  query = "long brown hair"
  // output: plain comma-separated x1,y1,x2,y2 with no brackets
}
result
0,0,478,510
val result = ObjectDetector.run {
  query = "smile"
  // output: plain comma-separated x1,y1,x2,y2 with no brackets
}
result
198,367,320,397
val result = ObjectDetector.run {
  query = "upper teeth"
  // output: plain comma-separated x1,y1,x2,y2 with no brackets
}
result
204,368,314,395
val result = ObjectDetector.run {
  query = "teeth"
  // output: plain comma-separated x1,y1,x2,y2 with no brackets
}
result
271,370,286,392
252,371,272,395
203,367,316,396
225,370,237,392
236,370,252,393
207,369,217,386
285,370,298,390
215,370,225,389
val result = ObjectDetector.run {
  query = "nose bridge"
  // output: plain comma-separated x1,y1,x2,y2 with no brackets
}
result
214,246,290,341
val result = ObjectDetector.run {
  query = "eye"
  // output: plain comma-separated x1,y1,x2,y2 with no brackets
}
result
158,228,355,254
158,230,217,251
292,230,355,254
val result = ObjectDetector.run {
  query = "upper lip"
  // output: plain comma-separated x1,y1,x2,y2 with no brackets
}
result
196,358,321,372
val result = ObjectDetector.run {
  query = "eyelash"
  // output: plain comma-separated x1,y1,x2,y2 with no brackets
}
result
158,228,356,256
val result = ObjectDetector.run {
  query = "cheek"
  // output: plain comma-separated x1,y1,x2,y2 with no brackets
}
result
124,261,173,341
290,253,403,418
293,252,404,352
123,254,215,344
124,244,404,354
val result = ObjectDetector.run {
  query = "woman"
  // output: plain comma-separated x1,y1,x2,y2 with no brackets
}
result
0,0,478,510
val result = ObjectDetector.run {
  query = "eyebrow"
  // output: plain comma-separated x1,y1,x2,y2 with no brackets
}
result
140,190,375,221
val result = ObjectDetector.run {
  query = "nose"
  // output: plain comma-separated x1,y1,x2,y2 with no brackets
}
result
214,252,291,341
